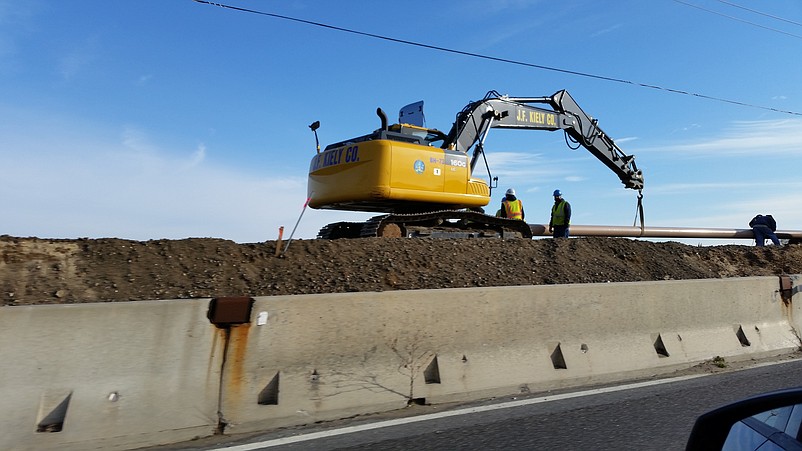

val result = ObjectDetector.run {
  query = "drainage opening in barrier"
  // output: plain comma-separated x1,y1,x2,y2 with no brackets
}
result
257,372,280,405
408,397,427,406
736,325,751,347
424,356,441,384
208,296,254,328
36,391,72,433
551,344,567,370
653,334,670,358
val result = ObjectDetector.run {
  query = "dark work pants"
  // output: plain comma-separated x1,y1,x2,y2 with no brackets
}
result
552,225,569,239
753,225,780,246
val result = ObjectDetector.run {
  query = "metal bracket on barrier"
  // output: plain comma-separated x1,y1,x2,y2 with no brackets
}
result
207,296,254,327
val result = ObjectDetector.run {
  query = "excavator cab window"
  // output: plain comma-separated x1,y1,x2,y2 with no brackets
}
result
424,130,446,147
388,124,447,147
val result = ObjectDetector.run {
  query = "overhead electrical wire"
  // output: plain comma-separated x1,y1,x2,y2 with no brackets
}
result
715,0,802,28
192,0,802,117
672,0,802,40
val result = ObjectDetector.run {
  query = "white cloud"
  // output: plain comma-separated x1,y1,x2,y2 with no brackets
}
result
486,150,581,176
484,147,614,195
457,0,545,14
187,144,206,168
137,74,153,85
645,181,800,195
0,110,339,242
57,35,99,80
121,125,157,153
590,23,622,38
0,1,41,69
615,136,638,144
642,119,802,156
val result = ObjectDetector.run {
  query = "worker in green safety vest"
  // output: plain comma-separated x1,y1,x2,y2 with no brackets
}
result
549,189,571,238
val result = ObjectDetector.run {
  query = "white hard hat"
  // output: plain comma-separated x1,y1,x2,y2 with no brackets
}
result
505,188,516,196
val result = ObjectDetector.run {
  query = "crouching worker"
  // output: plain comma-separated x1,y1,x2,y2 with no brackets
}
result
749,214,780,247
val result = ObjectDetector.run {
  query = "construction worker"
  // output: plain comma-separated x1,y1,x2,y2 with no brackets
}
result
499,188,525,221
749,214,781,246
549,189,571,238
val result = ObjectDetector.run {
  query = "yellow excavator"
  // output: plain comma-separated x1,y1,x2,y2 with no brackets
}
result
307,90,644,238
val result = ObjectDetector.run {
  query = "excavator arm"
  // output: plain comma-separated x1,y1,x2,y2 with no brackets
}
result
443,90,644,191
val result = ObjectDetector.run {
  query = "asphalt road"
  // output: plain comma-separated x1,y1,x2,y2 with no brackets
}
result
158,357,802,451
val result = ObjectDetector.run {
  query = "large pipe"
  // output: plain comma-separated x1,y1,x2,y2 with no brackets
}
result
528,224,802,241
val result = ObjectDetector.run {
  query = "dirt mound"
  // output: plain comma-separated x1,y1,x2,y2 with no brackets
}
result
0,235,798,306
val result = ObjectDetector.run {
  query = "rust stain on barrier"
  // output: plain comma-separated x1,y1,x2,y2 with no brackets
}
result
777,275,802,347
206,297,255,413
780,275,794,304
207,328,227,390
225,323,252,400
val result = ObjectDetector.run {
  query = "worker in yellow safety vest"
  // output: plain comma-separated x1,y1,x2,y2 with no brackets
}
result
499,188,525,221
549,189,571,238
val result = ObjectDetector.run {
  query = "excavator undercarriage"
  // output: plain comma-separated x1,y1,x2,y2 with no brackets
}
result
317,211,533,239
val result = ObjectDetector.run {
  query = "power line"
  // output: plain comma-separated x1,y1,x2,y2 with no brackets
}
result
672,0,802,40
192,0,802,117
715,0,802,28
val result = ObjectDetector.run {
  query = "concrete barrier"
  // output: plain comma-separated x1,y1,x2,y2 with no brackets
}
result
1,276,800,449
219,276,801,435
0,299,222,451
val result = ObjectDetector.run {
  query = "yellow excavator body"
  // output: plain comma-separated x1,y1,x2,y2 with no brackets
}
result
308,130,490,213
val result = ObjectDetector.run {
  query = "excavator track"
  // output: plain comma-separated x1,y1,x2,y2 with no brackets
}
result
317,211,533,239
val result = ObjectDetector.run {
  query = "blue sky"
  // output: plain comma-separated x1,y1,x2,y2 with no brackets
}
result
2,0,801,244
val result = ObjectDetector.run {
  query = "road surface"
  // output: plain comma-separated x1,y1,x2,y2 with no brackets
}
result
153,356,802,450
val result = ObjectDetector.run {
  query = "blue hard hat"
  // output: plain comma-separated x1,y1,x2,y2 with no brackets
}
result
553,189,562,197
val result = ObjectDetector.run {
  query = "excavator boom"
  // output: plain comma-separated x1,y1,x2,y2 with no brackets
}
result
443,90,643,190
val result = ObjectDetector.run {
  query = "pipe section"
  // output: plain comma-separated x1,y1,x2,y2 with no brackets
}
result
528,224,802,240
